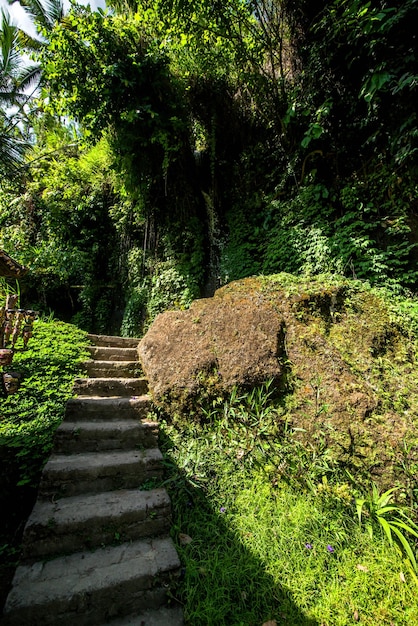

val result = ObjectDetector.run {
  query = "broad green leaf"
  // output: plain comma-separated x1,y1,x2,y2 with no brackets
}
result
391,520,418,540
355,497,366,525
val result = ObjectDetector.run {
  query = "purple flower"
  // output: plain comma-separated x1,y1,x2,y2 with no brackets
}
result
327,545,335,553
304,543,313,550
220,507,226,514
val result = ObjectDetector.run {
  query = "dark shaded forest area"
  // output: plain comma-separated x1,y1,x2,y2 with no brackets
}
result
1,0,417,334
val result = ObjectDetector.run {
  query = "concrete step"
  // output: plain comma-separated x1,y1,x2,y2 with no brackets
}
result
88,333,139,348
103,606,184,625
87,346,138,362
38,448,163,500
83,360,142,378
73,377,148,398
65,395,151,421
53,419,159,454
2,536,181,626
21,488,172,561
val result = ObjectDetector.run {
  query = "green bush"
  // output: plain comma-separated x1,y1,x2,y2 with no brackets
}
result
262,168,418,288
120,284,148,337
0,319,88,487
145,261,196,327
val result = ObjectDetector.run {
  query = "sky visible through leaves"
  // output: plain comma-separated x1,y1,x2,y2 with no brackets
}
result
0,0,106,36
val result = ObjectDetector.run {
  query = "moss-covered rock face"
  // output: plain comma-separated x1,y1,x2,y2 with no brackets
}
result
138,273,418,485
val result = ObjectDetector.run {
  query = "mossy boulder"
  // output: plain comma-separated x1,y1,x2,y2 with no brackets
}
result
138,273,418,484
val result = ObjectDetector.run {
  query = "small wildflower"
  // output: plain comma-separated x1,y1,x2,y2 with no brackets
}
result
220,506,226,513
304,543,313,550
327,545,335,553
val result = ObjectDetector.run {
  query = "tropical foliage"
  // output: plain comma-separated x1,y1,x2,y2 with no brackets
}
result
1,1,417,325
1,1,418,620
0,8,35,175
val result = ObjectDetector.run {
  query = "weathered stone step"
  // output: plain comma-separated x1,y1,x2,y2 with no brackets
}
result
103,606,184,625
88,333,139,348
53,419,159,454
21,488,172,561
2,536,181,626
87,346,138,362
65,395,151,420
38,448,163,500
83,360,142,378
73,377,148,398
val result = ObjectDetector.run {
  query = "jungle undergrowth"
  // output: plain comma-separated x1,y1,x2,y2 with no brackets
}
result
159,375,418,625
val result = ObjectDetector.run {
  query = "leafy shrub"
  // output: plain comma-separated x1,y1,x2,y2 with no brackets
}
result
145,261,196,327
262,167,418,288
356,484,418,573
0,319,88,487
120,284,148,337
220,197,266,282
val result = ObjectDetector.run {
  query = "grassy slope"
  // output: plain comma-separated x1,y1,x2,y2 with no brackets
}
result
161,401,418,625
157,274,418,625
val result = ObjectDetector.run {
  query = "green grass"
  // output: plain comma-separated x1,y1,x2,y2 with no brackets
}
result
159,387,418,625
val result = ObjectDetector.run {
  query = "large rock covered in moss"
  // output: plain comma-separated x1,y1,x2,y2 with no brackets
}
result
139,274,418,483
138,284,286,401
138,274,381,421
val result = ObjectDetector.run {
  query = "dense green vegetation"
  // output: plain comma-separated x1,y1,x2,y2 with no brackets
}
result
150,274,418,624
1,0,417,328
161,393,418,624
0,318,88,484
1,0,418,622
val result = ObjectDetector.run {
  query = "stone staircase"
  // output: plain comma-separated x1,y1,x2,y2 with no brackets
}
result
2,334,183,626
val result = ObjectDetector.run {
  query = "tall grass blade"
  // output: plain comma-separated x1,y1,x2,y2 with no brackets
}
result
391,525,418,573
378,516,394,545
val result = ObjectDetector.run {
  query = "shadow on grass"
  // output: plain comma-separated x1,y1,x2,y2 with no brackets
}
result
160,435,319,626
0,430,319,625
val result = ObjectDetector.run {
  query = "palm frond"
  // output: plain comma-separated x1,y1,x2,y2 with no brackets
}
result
15,61,41,92
11,0,64,33
1,9,21,77
0,123,29,176
17,28,45,51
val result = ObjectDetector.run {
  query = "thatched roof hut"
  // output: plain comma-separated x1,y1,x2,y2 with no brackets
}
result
0,250,28,278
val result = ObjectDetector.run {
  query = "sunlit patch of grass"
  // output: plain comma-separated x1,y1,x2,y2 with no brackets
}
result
160,385,418,625
229,476,417,625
